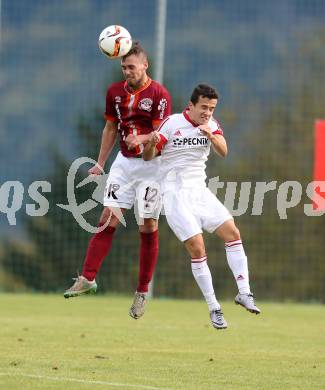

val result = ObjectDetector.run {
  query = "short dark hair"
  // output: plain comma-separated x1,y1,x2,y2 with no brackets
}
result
122,41,148,61
190,84,219,104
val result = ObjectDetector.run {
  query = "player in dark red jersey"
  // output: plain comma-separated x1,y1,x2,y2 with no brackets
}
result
64,42,171,320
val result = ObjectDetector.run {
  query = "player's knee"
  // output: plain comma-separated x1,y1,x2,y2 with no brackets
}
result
99,207,120,227
185,235,206,258
191,248,206,258
224,225,241,242
139,218,158,233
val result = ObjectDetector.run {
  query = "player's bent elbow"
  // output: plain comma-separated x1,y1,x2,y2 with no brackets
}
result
220,143,228,157
215,147,227,158
221,148,228,158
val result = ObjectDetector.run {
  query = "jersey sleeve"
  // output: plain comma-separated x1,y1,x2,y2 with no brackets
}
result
151,86,172,127
104,88,118,122
211,118,224,135
155,117,171,151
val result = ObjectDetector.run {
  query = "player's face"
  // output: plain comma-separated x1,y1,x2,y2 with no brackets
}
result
188,96,218,125
121,54,148,89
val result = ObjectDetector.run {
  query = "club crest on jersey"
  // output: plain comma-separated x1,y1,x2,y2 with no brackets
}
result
138,98,153,112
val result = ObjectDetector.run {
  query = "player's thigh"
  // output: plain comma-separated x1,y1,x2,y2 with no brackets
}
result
164,191,202,242
103,155,136,210
200,188,233,234
135,180,162,223
99,206,127,228
134,156,162,222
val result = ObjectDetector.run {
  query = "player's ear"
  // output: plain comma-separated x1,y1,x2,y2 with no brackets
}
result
188,101,194,109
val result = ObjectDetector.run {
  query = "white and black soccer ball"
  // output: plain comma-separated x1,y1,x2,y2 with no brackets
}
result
98,25,132,59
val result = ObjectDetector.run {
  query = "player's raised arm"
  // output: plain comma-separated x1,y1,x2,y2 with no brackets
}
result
88,120,118,175
199,124,228,158
211,133,228,157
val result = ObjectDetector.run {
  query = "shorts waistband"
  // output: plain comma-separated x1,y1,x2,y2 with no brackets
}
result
121,153,161,159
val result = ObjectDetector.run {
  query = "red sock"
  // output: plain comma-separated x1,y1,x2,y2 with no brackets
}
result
137,230,159,293
82,225,116,281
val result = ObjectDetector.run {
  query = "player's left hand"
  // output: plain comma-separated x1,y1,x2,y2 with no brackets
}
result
88,163,104,176
198,124,213,139
125,134,139,149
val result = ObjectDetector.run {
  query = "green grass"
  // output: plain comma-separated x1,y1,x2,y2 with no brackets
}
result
0,294,324,390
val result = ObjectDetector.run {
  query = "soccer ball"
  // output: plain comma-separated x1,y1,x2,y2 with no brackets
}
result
98,25,132,59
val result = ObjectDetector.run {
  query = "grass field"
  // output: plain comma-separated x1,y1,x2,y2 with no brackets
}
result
0,294,324,390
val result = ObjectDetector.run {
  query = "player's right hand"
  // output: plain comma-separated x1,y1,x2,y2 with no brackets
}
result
88,164,104,176
125,133,139,149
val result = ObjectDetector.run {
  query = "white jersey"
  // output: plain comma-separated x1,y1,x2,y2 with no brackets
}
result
156,110,224,189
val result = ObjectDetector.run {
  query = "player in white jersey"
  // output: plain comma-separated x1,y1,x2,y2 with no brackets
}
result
143,84,260,330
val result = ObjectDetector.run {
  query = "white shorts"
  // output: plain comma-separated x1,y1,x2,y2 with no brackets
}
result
163,185,233,242
104,152,162,220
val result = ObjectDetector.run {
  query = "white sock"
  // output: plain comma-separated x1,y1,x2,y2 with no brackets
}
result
225,240,251,294
191,257,221,311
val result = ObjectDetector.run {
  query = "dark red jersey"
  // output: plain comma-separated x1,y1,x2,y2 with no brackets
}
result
104,78,171,157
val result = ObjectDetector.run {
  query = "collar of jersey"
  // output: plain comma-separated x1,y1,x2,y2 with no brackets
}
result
124,77,152,95
183,109,199,127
